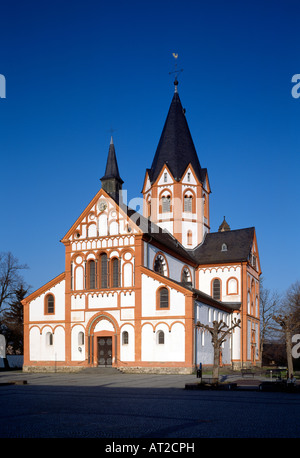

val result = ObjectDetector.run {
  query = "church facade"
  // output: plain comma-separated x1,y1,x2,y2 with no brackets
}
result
22,80,261,373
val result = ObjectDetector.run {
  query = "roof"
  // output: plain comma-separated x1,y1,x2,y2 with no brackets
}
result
148,87,203,184
191,227,255,265
119,201,196,264
100,137,123,184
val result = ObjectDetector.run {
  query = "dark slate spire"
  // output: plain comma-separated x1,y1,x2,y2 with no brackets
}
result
101,136,124,202
149,81,203,184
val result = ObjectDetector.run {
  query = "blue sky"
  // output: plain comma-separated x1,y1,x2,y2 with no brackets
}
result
0,0,299,296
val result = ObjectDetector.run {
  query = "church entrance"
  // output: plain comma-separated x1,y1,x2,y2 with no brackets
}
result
97,336,112,366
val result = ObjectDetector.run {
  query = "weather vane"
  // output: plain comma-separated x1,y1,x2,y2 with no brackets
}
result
169,53,183,88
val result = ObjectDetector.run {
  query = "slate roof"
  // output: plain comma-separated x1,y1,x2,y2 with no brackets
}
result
190,227,255,265
119,201,196,264
101,137,124,184
148,88,203,184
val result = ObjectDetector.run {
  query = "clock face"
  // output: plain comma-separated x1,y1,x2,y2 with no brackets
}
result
98,200,107,212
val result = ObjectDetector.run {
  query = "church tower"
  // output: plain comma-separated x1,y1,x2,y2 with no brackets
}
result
142,80,210,248
101,136,124,203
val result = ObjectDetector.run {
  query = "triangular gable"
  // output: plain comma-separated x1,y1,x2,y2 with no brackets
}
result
60,188,143,245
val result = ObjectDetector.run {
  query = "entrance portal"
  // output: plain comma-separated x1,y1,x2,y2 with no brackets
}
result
97,336,112,366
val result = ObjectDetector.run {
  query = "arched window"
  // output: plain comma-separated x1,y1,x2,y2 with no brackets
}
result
122,331,129,345
111,258,119,288
88,260,96,289
78,332,84,346
154,254,167,276
181,267,191,284
187,230,193,246
45,294,55,314
184,195,192,212
157,330,165,344
100,253,108,288
162,195,171,212
158,287,169,309
212,279,221,300
46,332,53,346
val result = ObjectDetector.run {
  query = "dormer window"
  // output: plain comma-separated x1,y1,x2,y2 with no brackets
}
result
221,243,227,252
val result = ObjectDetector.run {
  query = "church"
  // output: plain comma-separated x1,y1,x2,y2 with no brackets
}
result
22,78,261,373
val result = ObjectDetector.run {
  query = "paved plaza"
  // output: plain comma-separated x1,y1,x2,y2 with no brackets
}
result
0,370,300,441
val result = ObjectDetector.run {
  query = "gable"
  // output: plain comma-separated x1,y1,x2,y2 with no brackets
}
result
60,189,143,245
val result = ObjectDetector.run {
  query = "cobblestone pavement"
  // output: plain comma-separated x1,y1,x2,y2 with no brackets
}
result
0,370,300,440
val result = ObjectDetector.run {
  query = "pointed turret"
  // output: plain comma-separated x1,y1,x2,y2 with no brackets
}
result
149,80,203,184
101,136,124,203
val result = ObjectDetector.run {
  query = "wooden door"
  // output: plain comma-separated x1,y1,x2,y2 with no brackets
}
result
97,336,112,366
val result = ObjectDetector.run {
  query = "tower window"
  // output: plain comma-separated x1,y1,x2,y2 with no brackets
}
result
164,172,167,182
162,195,171,212
187,172,191,182
187,230,193,246
184,195,192,212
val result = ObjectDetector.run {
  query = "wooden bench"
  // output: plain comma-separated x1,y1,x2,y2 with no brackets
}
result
241,369,255,378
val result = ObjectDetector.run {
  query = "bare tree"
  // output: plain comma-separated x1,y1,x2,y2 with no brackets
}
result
272,281,300,378
196,317,241,383
259,278,281,357
0,252,28,324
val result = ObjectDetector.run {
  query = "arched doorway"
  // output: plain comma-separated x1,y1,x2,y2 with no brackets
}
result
87,313,119,367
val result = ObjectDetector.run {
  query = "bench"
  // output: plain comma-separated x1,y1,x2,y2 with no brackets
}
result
241,369,255,378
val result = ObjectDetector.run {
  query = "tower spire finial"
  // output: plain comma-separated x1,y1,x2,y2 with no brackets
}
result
169,53,183,92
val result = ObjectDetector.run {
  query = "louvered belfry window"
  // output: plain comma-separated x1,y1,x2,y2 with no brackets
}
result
162,195,171,212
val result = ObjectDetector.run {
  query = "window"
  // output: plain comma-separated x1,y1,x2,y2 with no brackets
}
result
122,331,129,345
181,267,191,284
46,332,53,346
88,260,96,289
45,294,54,314
162,195,171,212
111,258,119,287
157,330,165,344
78,332,84,346
187,230,192,246
154,255,166,276
212,279,221,300
159,287,169,308
187,172,191,182
100,253,108,288
164,172,167,182
184,195,192,212
221,243,227,252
